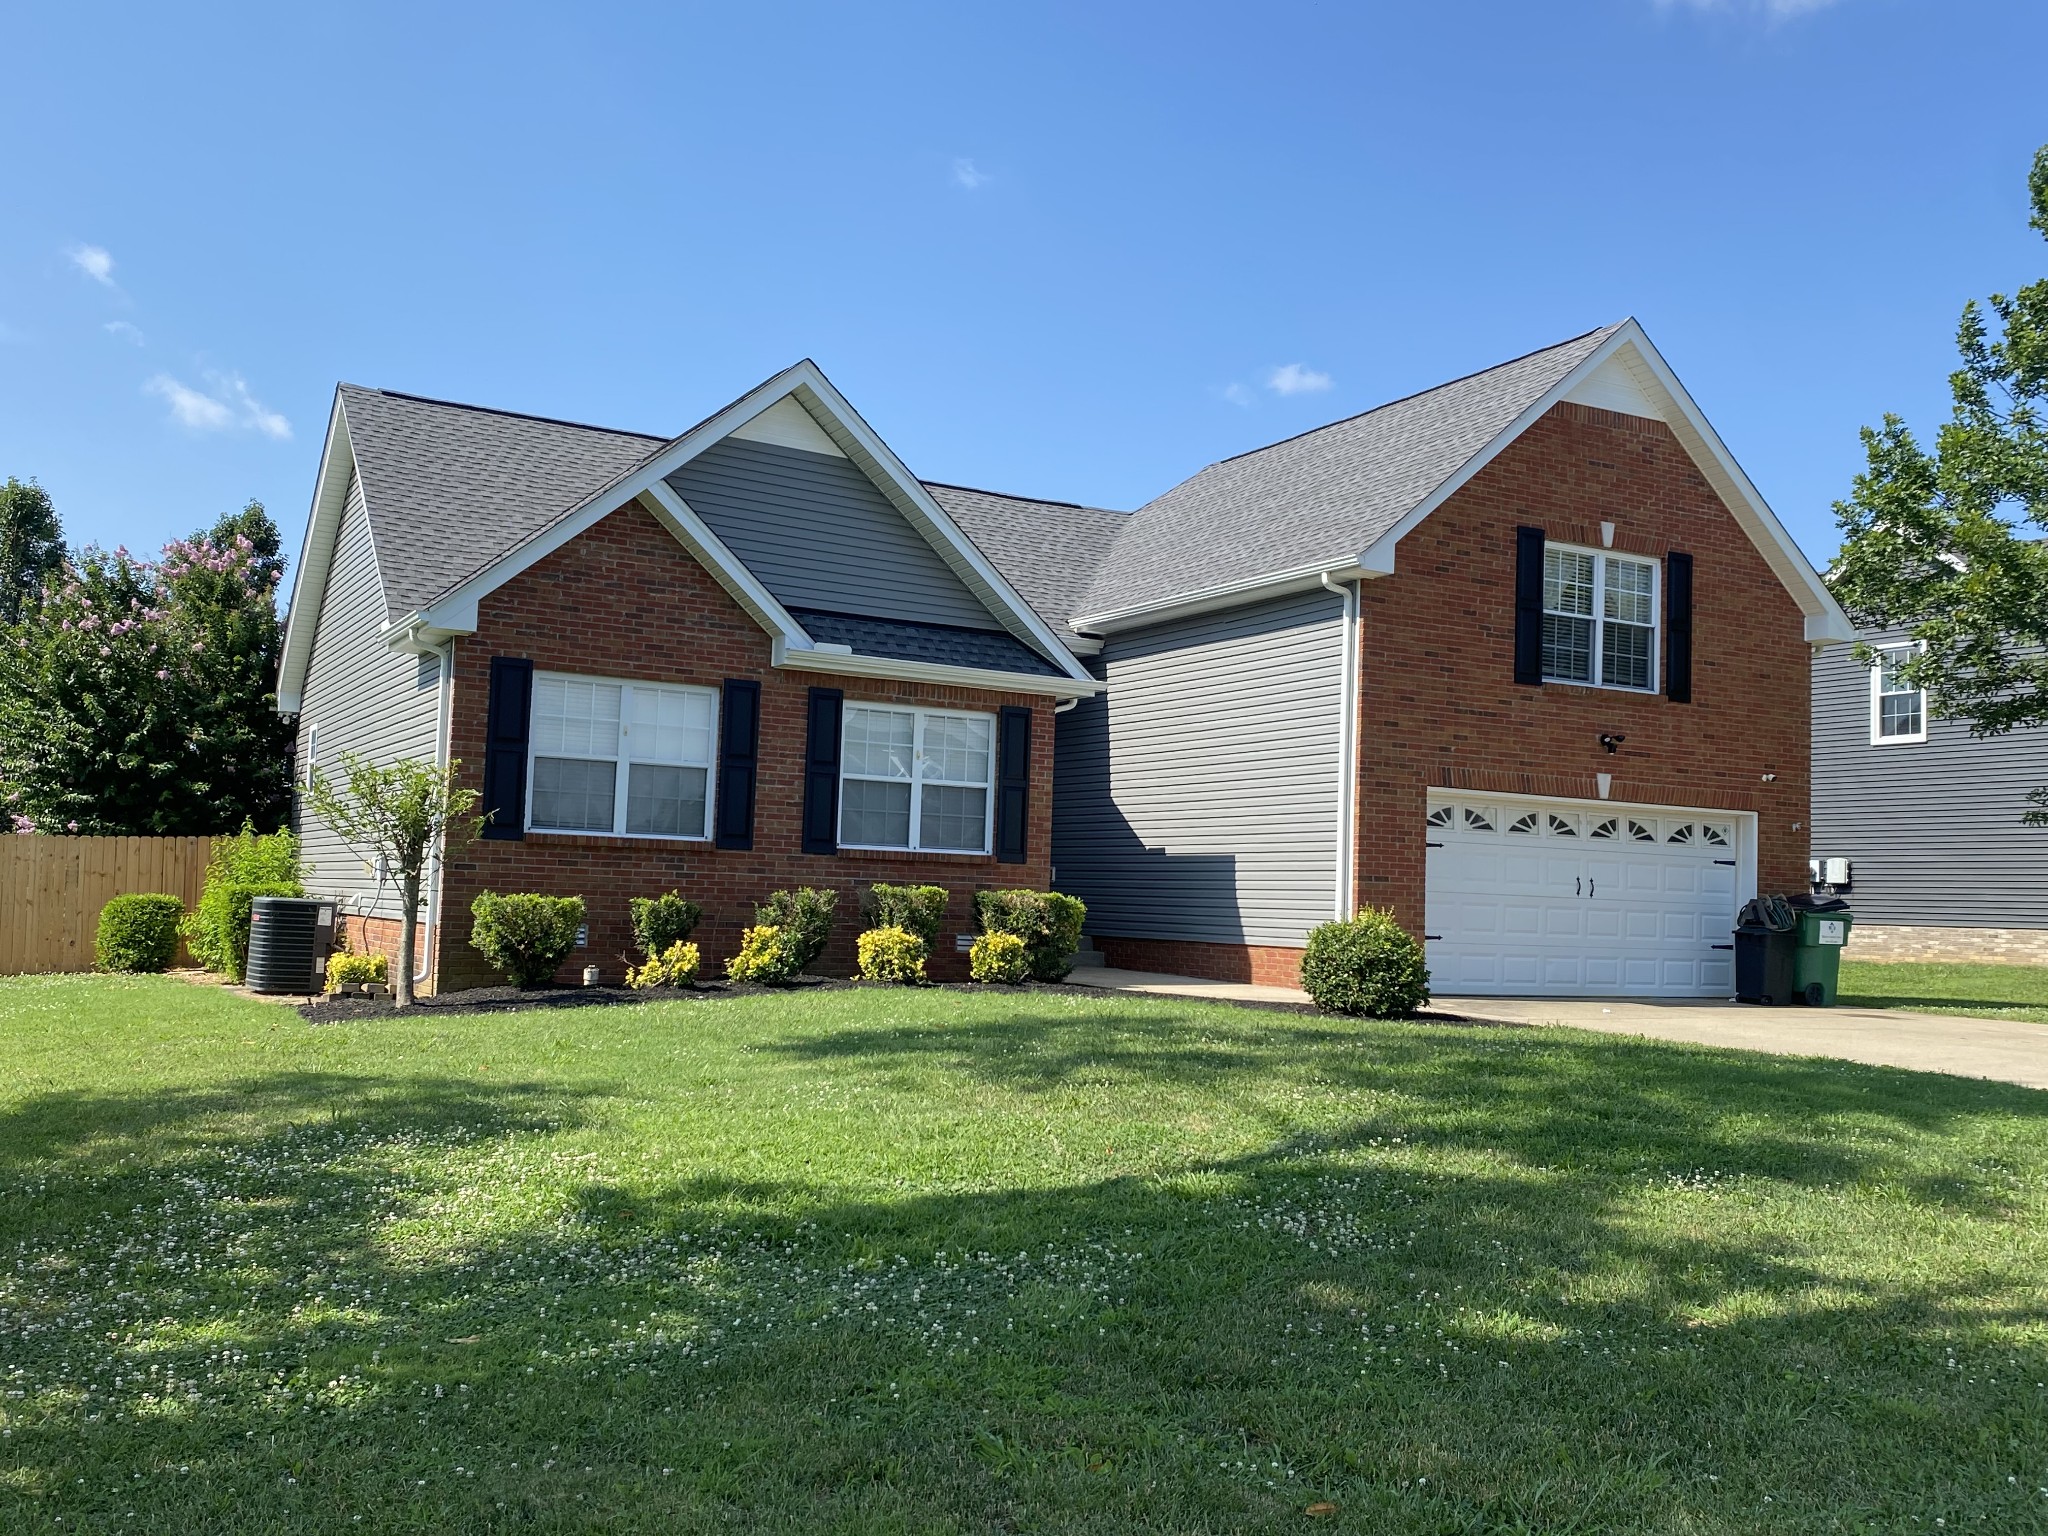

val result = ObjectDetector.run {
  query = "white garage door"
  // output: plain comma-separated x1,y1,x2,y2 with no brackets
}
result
1425,795,1743,997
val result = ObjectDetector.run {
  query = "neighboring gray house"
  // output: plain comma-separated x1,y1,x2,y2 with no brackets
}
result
1811,628,2048,961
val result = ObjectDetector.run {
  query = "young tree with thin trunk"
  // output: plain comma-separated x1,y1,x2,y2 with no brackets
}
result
0,477,65,625
306,753,482,1007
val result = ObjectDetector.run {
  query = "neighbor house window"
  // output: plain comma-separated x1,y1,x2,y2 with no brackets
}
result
527,673,717,838
1542,545,1658,691
839,705,993,853
1871,643,1926,744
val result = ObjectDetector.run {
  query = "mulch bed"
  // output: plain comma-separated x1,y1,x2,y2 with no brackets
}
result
296,976,1104,1021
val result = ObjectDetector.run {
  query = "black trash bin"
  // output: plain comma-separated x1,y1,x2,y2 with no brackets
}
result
1734,895,1799,1005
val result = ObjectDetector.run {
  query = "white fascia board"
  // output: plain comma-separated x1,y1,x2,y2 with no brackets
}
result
1353,319,1854,644
775,369,1097,685
1072,561,1371,636
276,394,357,714
770,637,1102,699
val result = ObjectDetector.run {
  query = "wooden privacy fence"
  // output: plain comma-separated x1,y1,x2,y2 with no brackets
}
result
0,836,217,975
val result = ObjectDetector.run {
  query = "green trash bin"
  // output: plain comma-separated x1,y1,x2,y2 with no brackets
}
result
1792,908,1853,1006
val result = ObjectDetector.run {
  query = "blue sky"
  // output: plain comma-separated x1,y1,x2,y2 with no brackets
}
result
2,0,2043,581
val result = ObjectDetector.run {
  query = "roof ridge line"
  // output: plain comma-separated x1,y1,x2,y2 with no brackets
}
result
1210,321,1625,469
344,384,668,442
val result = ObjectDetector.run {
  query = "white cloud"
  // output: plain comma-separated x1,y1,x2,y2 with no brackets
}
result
1266,362,1333,396
951,157,989,191
1220,382,1254,408
69,244,116,286
103,320,145,346
146,372,292,439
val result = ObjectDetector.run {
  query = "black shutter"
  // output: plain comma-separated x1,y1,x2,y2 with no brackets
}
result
801,687,843,855
1665,550,1694,704
995,706,1032,865
715,679,760,849
1513,525,1546,686
480,657,533,841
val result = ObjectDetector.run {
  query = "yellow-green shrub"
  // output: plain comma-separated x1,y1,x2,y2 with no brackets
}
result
627,940,701,990
726,924,798,985
324,952,388,993
968,931,1029,985
856,925,927,984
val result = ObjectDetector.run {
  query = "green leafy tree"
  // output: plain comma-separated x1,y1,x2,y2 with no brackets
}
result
0,477,64,625
307,753,482,1006
0,503,293,833
1832,145,2048,819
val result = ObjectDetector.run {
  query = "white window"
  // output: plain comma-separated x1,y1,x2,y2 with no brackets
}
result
839,705,994,853
1542,545,1658,691
527,673,718,838
1870,643,1926,744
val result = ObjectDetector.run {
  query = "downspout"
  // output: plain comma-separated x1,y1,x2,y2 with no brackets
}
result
415,640,455,987
1321,572,1360,919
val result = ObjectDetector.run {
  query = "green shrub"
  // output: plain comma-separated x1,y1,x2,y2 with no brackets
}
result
629,892,702,957
95,894,184,973
213,882,301,982
325,952,388,993
1300,908,1430,1018
469,892,585,988
182,825,302,979
626,940,700,990
968,931,1029,985
862,883,948,948
974,889,1087,981
755,887,836,974
726,924,799,985
856,925,928,984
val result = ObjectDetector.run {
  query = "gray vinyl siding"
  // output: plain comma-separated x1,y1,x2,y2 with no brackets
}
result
667,438,1001,630
1053,589,1345,948
1810,631,2048,927
292,469,442,920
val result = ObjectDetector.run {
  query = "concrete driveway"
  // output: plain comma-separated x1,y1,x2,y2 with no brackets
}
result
1068,966,2048,1091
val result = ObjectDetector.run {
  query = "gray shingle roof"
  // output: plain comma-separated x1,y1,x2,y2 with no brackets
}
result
1072,323,1623,621
923,483,1130,629
788,609,1064,677
337,384,666,619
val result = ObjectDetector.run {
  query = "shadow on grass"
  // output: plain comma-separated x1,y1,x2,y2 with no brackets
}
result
3,999,2045,1530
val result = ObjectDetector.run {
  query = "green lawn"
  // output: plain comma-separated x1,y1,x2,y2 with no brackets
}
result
2,977,2045,1534
1841,959,2048,1025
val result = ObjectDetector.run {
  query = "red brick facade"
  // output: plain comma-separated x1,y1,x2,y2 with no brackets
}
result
421,498,1057,992
1132,402,1813,988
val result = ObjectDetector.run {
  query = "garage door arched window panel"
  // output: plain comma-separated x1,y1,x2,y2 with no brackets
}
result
1541,544,1659,692
1546,813,1579,837
1427,805,1454,829
1590,818,1619,840
528,673,718,840
839,704,994,854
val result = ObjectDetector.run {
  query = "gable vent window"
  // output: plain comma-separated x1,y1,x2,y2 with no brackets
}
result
840,705,993,854
1542,545,1658,691
1871,643,1927,744
528,673,717,839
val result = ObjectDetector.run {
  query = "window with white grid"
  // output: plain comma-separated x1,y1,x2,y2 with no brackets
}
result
1542,544,1658,691
1871,643,1926,744
528,673,717,838
839,705,993,853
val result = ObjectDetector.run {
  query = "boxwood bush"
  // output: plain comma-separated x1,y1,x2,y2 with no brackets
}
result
95,893,184,973
862,883,948,949
974,889,1087,981
628,892,702,957
755,887,836,974
726,924,798,985
469,892,585,988
1300,908,1430,1018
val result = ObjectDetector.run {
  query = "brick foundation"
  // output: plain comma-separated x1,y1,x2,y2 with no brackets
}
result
425,497,1057,994
1846,924,2048,966
1093,936,1307,987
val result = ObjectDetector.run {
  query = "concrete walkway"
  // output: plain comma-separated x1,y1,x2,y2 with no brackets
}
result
1067,966,2048,1091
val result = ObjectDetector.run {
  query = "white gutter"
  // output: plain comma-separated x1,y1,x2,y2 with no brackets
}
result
416,639,455,987
1321,572,1360,919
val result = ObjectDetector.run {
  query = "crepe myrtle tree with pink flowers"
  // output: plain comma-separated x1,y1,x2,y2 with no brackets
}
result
0,501,295,835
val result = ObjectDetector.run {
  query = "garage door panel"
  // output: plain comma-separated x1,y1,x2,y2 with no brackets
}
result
1425,796,1744,998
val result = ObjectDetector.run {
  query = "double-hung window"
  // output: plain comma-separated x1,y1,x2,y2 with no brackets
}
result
1870,643,1926,744
1542,545,1658,691
528,673,718,838
839,705,994,853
